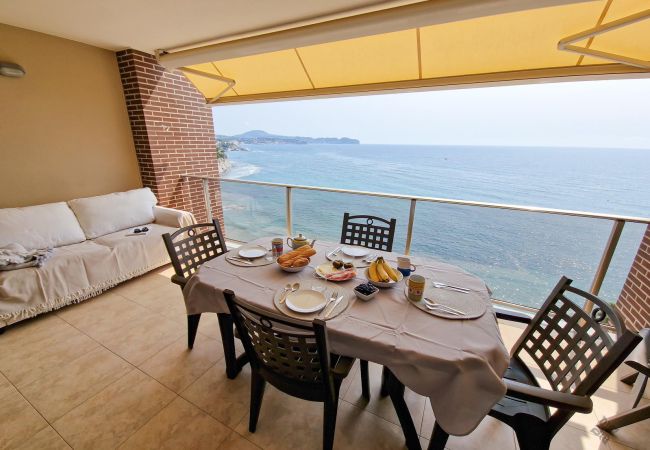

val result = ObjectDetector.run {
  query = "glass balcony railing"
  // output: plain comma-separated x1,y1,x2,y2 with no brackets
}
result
186,174,649,311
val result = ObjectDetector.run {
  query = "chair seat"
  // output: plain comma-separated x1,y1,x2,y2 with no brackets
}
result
489,357,550,424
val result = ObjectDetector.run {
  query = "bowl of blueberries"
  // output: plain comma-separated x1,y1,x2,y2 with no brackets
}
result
354,282,379,301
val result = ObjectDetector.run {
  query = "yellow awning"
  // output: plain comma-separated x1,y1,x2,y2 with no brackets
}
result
170,0,650,104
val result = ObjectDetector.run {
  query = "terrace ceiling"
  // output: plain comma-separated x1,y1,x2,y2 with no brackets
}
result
156,0,650,104
1,0,648,104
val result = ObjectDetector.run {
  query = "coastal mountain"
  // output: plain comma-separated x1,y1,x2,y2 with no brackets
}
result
218,130,360,145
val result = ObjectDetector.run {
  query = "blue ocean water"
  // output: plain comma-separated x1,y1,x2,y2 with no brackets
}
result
220,144,650,308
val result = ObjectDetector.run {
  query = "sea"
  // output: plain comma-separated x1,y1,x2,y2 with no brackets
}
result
219,144,650,308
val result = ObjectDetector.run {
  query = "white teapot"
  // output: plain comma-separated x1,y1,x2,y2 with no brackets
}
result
286,233,315,249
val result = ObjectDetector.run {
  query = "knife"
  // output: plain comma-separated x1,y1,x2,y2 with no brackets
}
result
325,295,344,318
228,256,253,265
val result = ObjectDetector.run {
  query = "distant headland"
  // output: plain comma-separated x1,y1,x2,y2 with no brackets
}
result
217,130,360,148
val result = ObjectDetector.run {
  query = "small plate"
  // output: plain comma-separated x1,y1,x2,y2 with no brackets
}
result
341,246,369,258
285,290,327,313
239,246,267,259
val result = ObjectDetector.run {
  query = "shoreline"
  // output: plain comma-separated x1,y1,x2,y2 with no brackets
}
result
218,158,232,175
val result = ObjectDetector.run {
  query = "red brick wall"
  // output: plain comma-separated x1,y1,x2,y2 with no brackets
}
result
618,224,650,332
116,49,223,225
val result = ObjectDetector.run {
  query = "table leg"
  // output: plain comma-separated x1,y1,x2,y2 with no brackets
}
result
385,368,421,450
428,423,450,450
217,313,249,379
380,365,390,397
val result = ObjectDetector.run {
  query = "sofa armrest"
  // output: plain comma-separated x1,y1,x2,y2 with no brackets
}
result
153,206,196,228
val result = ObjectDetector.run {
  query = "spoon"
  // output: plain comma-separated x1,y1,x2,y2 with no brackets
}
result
424,298,466,315
279,283,292,304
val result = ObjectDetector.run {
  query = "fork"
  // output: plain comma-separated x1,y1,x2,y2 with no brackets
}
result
363,254,378,263
328,247,341,259
319,290,338,316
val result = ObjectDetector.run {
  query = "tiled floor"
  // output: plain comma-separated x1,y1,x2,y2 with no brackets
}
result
1,266,648,450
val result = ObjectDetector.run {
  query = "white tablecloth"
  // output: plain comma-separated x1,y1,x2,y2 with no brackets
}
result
183,238,509,436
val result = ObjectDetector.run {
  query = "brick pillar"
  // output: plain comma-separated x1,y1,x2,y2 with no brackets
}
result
618,225,650,332
116,49,223,225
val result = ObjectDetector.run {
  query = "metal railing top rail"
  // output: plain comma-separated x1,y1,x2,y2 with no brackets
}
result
183,174,650,224
186,172,648,310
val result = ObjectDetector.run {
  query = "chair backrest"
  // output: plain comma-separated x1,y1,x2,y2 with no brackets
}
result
340,213,397,252
162,219,227,282
223,290,333,393
512,276,633,397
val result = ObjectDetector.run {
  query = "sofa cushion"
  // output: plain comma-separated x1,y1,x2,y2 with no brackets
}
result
0,202,86,250
93,223,175,276
68,188,158,239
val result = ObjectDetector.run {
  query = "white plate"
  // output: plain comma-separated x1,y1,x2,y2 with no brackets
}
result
285,290,327,313
315,263,357,282
238,246,267,259
341,246,369,258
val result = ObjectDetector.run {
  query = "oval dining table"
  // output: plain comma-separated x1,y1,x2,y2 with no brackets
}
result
183,238,510,448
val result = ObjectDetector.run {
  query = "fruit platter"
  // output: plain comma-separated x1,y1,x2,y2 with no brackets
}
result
366,257,403,288
276,245,316,272
315,260,357,281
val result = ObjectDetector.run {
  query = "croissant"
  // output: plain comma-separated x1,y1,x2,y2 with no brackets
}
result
292,257,309,267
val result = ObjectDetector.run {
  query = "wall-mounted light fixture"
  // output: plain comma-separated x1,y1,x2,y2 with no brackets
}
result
0,62,26,78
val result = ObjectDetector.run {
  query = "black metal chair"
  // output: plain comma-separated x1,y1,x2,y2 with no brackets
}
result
224,289,355,450
598,328,650,432
422,276,642,450
162,220,247,379
340,213,397,253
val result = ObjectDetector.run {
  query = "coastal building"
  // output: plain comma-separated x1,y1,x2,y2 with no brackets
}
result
1,1,649,449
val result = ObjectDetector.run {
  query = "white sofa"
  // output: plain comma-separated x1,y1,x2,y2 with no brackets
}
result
0,188,195,328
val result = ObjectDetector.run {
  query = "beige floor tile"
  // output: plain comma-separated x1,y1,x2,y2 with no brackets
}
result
420,399,516,450
119,396,230,450
593,393,650,450
0,370,16,400
0,387,49,449
0,315,71,350
127,281,185,315
110,271,170,302
338,359,360,399
97,313,185,365
139,333,224,393
217,431,261,450
497,321,526,350
55,291,149,340
0,319,99,388
196,313,224,341
446,416,517,450
551,423,610,450
20,346,133,421
181,359,251,428
333,401,410,450
343,361,426,429
53,369,175,450
16,425,71,450
234,384,324,450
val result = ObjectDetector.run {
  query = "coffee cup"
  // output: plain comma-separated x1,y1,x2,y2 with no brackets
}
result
407,274,425,302
397,257,416,277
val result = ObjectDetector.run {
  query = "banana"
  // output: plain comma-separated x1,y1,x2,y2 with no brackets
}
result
375,260,390,282
382,259,400,281
368,261,380,282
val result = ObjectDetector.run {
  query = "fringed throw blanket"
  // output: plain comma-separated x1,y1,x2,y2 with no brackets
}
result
0,243,53,271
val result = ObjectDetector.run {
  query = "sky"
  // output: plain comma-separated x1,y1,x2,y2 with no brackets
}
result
212,78,650,149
